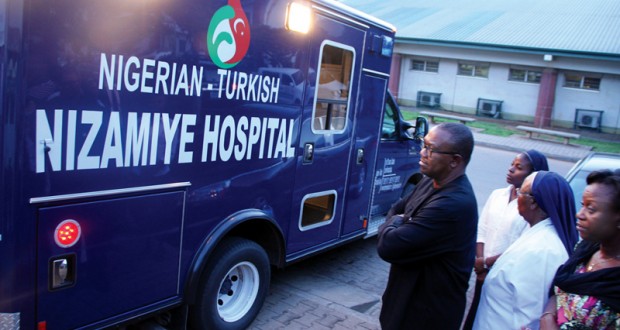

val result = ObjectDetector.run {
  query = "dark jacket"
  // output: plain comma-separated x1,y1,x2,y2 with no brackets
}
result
378,175,478,330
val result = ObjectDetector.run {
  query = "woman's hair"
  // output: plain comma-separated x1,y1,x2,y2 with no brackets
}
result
586,169,620,213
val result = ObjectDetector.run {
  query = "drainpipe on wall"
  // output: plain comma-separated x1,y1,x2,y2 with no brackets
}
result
534,68,558,128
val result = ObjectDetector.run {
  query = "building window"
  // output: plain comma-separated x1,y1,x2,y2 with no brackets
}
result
411,58,439,72
457,62,489,78
564,73,601,90
509,68,542,83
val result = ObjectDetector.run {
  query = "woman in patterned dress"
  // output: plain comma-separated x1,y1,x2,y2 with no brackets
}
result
541,169,620,330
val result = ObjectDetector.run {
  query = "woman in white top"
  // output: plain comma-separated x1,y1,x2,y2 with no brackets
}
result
473,171,579,330
463,150,549,329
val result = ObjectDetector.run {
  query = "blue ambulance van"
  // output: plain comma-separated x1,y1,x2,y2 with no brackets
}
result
0,0,428,328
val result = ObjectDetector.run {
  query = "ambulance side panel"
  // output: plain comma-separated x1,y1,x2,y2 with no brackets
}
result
0,0,411,328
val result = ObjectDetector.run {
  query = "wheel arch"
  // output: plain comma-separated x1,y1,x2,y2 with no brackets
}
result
184,209,285,305
408,172,424,185
401,172,424,198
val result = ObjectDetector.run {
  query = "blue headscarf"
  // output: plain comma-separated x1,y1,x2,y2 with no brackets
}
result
531,171,578,255
524,149,549,172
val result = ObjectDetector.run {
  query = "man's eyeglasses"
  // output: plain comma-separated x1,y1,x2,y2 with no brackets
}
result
422,144,460,157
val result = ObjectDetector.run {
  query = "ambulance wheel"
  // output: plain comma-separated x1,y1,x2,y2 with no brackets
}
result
190,237,270,330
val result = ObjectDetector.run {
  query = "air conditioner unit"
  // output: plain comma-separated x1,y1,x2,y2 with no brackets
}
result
580,114,595,127
421,95,440,108
574,109,603,131
476,98,503,119
417,91,441,108
480,102,498,115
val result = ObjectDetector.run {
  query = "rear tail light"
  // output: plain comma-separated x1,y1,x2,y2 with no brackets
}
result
50,219,80,290
54,219,81,248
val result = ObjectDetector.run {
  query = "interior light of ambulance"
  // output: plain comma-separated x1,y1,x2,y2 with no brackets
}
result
286,2,311,34
54,219,81,248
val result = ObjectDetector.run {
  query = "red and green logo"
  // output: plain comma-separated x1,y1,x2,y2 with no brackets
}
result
207,0,251,69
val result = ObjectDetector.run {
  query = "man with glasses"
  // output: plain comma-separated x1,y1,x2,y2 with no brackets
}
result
377,122,478,330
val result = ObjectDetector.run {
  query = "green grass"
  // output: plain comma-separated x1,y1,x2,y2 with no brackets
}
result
469,121,515,137
401,110,418,122
401,109,620,153
575,138,620,153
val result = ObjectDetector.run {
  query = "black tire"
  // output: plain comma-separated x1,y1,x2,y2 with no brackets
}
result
190,237,270,330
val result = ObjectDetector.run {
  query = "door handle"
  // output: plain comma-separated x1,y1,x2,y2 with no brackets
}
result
356,148,364,164
303,143,314,163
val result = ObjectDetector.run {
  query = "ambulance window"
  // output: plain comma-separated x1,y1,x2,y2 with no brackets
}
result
299,191,336,230
382,97,398,140
313,42,354,133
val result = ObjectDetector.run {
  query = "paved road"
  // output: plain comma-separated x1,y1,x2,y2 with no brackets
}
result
468,146,575,211
249,145,577,329
250,237,386,330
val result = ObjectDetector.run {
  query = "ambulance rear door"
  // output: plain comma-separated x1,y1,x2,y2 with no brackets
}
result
287,12,364,255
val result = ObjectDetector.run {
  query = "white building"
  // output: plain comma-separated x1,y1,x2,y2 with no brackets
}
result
343,0,620,133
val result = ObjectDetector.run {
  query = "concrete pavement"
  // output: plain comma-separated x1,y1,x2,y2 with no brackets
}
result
250,237,386,330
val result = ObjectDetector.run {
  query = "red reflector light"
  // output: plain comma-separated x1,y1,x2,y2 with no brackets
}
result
38,321,47,330
54,219,81,248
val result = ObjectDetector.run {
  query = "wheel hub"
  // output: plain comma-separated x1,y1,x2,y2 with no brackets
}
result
217,261,260,322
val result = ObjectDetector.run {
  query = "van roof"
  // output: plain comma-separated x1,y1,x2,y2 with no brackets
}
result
313,0,397,33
